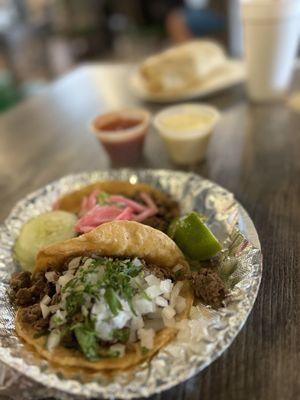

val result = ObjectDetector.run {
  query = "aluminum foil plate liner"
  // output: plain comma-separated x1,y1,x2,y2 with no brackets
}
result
0,170,262,399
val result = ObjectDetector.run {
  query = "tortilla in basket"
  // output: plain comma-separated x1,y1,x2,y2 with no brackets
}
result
15,221,193,371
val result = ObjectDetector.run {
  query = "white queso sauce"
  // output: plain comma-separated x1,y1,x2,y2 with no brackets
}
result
159,110,215,133
154,104,220,165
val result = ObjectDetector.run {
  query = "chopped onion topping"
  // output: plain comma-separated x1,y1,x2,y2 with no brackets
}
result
40,303,50,319
145,274,160,286
68,256,82,270
174,295,186,314
40,295,51,305
131,316,145,331
170,281,184,308
138,328,155,350
132,257,142,267
162,305,176,320
58,273,73,287
155,296,168,307
45,271,57,282
160,279,173,294
145,285,163,299
46,329,61,351
50,310,66,329
133,296,156,314
110,343,125,357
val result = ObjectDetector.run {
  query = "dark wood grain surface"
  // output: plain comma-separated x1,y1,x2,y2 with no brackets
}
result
0,64,299,400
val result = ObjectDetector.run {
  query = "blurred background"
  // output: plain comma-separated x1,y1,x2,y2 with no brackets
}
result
0,0,243,112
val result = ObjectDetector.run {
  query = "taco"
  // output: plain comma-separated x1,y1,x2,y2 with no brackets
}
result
11,221,193,371
54,180,179,234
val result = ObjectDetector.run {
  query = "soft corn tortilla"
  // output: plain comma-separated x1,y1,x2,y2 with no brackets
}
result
16,221,193,371
54,180,179,216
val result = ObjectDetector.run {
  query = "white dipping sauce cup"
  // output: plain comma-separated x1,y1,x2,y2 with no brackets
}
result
153,104,220,165
241,0,300,102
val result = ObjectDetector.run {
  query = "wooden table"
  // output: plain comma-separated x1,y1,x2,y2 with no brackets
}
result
0,64,299,400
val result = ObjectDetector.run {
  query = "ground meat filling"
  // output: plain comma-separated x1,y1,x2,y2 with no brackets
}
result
190,268,227,309
131,192,179,233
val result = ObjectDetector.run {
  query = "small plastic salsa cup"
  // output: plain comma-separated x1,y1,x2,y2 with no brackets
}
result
90,109,150,165
153,103,220,165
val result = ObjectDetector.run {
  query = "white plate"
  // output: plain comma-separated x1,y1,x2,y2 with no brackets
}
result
130,60,246,103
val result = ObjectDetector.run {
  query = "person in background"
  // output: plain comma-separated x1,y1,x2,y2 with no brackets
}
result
166,0,225,43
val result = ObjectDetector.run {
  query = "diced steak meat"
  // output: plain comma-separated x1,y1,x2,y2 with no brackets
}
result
190,268,227,309
19,303,42,323
131,192,179,233
145,264,177,281
19,304,50,333
15,287,37,306
33,316,50,333
10,271,55,307
10,271,31,291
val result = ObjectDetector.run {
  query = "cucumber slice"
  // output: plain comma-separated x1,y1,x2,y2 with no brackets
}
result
14,211,77,271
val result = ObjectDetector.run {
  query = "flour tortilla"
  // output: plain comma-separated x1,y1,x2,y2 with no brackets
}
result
16,221,193,371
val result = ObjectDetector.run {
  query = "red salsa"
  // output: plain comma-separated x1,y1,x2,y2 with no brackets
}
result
98,118,141,132
92,110,150,165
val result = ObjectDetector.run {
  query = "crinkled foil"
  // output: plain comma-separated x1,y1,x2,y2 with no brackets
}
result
0,170,262,399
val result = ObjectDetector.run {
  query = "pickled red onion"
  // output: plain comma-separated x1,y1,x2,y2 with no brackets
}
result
75,205,122,232
80,189,100,215
140,192,158,213
75,191,158,233
115,206,134,220
107,196,146,212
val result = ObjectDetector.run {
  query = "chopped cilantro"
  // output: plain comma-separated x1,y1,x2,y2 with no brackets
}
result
62,257,143,319
74,322,100,361
74,322,122,360
98,348,120,358
52,256,145,361
65,291,84,316
141,346,149,355
51,314,64,327
104,287,123,315
101,258,142,314
112,328,130,343
97,192,110,205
